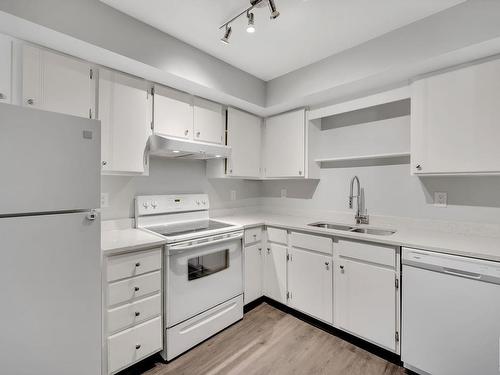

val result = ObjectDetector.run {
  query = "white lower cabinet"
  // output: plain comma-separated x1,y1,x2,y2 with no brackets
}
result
334,240,399,352
104,248,163,374
288,247,333,323
108,316,162,374
263,242,288,304
244,243,263,304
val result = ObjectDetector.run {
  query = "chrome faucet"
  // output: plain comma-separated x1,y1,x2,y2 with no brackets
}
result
349,176,369,225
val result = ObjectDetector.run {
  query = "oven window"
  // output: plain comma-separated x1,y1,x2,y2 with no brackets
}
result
188,249,229,281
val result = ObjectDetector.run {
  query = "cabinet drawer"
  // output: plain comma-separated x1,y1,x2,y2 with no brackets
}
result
108,316,162,374
290,232,332,255
108,271,161,307
107,248,161,282
267,227,287,244
244,227,263,245
107,293,161,334
337,240,396,267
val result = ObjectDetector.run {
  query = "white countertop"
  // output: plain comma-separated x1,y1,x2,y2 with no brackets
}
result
101,228,167,256
214,212,500,262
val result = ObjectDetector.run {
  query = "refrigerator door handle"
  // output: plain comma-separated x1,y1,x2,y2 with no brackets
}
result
86,209,98,221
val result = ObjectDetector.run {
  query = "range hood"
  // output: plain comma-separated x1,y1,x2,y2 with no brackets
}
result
147,134,231,160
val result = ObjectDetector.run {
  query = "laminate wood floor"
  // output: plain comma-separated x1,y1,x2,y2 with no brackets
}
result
119,303,407,375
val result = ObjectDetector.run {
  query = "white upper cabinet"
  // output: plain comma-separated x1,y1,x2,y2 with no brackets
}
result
263,109,306,178
22,44,95,119
288,247,333,324
99,69,152,174
0,34,12,104
411,59,500,175
226,108,262,177
193,97,224,144
153,85,193,139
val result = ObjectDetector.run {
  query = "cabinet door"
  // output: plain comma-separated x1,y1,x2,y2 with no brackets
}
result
264,109,305,178
288,248,332,323
99,69,151,174
227,108,262,177
244,244,263,304
335,259,396,351
153,85,193,139
411,59,500,174
0,34,12,103
22,45,94,118
263,243,287,304
193,97,224,144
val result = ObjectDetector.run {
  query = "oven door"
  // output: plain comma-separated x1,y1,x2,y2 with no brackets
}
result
166,231,243,327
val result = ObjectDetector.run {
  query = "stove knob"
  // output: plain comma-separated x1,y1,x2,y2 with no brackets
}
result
202,200,207,205
151,201,158,209
143,202,149,209
196,201,200,205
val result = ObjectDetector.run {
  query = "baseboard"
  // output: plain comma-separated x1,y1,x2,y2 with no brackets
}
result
246,296,403,367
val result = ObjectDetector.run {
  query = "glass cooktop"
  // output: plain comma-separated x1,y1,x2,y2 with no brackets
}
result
146,220,235,238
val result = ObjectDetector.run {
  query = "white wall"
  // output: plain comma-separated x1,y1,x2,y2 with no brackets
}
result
101,157,262,220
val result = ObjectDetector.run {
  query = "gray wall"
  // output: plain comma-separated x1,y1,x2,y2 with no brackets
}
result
100,157,262,220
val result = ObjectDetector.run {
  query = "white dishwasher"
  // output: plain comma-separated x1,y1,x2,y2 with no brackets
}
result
402,247,500,375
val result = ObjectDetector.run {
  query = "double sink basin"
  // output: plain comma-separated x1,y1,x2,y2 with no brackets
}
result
308,222,396,236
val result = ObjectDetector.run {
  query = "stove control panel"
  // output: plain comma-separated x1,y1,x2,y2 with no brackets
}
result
135,194,209,216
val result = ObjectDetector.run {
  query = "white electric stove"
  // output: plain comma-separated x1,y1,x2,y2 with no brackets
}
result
135,194,244,361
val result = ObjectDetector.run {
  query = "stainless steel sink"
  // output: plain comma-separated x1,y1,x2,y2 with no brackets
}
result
308,222,354,231
308,222,396,236
349,228,396,236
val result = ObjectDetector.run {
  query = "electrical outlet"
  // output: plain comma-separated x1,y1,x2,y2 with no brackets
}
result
434,192,447,207
281,188,287,198
101,193,109,208
230,190,236,201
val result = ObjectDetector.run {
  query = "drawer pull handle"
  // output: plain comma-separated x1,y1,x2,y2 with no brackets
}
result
134,286,140,292
135,311,140,317
135,344,141,350
135,262,141,267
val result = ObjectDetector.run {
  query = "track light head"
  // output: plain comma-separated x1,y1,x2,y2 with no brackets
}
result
246,12,255,33
221,25,232,44
267,0,280,19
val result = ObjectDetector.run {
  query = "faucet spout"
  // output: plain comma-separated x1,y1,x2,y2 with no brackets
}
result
348,175,369,225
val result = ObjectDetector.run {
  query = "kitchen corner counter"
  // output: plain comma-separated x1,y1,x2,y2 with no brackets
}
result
214,213,500,263
101,228,167,256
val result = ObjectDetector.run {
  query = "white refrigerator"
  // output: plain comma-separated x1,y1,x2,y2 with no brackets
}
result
0,103,102,375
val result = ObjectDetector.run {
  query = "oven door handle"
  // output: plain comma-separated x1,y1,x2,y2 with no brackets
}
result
167,231,243,254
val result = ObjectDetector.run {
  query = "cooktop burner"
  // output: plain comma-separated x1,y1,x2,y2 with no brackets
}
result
146,220,235,237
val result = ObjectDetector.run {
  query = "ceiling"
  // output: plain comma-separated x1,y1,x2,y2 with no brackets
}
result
101,0,465,81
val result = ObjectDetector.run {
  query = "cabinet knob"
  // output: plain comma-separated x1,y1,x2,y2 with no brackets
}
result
298,170,302,176
258,247,262,253
325,261,330,270
102,161,107,166
184,129,189,136
134,286,140,292
26,98,35,105
196,131,201,137
135,262,141,267
0,93,5,100
416,164,422,171
339,265,345,273
135,344,141,350
267,248,270,255
135,311,140,317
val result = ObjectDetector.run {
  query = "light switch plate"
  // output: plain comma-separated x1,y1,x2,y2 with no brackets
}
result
230,190,236,201
434,192,447,207
101,193,109,208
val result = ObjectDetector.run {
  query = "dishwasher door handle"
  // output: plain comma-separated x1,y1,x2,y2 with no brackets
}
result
442,267,482,280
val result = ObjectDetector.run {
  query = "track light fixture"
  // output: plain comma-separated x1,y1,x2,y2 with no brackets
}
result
267,0,280,19
220,25,232,44
246,11,255,33
219,0,279,43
